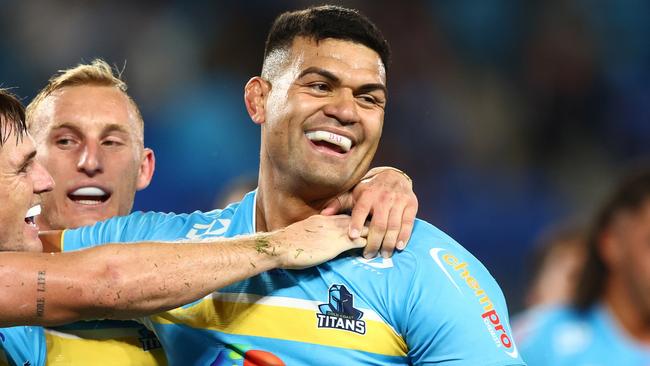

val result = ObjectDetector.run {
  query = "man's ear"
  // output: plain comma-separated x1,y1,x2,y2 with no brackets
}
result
244,77,270,125
136,148,155,191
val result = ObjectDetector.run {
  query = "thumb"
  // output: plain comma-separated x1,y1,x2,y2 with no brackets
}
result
320,197,342,216
351,237,367,249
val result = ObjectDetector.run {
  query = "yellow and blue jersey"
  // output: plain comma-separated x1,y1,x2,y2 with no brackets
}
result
515,304,650,366
0,326,45,366
61,190,525,365
44,319,167,365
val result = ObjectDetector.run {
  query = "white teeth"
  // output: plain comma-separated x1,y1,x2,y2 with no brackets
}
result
71,187,107,197
25,205,41,218
305,130,352,152
76,200,102,206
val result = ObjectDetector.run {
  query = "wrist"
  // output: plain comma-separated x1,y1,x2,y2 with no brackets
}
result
364,166,412,186
255,231,286,268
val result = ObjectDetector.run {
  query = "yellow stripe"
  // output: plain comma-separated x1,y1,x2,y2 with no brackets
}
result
45,331,167,366
150,299,407,357
60,229,67,252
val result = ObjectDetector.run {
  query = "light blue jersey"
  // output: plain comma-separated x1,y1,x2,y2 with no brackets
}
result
62,191,525,365
514,304,650,366
0,326,45,366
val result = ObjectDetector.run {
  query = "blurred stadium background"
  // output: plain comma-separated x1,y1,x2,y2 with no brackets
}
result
2,0,649,313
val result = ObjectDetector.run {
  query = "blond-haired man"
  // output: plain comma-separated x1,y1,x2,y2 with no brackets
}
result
26,59,162,365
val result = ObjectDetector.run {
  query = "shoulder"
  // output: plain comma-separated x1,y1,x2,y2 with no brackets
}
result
397,219,500,293
402,219,477,261
379,220,524,364
62,209,233,249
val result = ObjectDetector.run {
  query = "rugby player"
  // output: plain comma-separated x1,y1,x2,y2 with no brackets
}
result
516,168,650,365
0,88,370,366
26,60,418,365
47,6,525,365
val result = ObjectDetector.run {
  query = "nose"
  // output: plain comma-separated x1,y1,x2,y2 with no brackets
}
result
31,161,54,194
322,89,361,125
77,141,103,176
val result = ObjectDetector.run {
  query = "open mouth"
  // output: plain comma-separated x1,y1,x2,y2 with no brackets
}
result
305,130,353,154
24,204,41,226
68,187,111,205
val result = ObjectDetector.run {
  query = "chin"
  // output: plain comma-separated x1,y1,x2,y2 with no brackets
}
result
22,237,43,253
304,168,351,186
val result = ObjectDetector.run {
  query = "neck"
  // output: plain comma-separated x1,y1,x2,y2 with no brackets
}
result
255,167,336,232
604,281,650,344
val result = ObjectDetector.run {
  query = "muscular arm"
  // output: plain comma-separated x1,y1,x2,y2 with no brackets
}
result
1,215,365,327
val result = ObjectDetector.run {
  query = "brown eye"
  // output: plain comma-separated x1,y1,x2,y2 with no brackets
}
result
102,139,123,147
56,138,77,148
310,83,330,92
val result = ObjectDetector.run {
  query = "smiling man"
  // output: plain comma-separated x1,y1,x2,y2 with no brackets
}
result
51,6,525,365
27,62,154,232
26,59,417,365
25,61,162,365
0,88,376,366
0,92,54,253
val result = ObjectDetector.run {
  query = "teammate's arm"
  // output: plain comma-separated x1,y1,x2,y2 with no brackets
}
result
322,166,418,258
0,215,366,327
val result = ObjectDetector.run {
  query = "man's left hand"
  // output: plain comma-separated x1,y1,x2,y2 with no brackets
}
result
321,167,418,258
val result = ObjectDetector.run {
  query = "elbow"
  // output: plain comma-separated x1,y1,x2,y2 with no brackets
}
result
76,256,129,320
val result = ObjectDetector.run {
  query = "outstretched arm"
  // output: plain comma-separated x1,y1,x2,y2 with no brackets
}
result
0,215,365,327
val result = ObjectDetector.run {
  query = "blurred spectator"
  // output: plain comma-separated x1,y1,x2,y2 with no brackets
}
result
515,166,650,365
523,224,587,308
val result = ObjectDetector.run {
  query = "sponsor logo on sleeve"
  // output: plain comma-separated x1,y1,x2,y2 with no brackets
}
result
430,248,519,359
316,284,366,335
185,219,231,239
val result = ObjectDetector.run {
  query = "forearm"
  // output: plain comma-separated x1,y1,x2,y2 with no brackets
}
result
0,234,283,326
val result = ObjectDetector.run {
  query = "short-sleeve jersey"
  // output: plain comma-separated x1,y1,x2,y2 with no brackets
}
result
0,326,45,366
514,304,650,366
62,191,525,365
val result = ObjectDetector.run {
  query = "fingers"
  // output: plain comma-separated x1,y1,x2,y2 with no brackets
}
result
352,237,367,248
364,203,388,259
381,205,405,257
320,198,342,216
359,226,369,237
349,194,373,239
396,201,418,250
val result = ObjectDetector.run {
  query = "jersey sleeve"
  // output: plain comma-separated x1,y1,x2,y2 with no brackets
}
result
396,222,526,365
61,211,193,252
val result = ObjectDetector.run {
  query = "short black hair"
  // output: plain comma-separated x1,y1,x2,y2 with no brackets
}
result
0,89,27,147
574,166,650,309
264,5,391,68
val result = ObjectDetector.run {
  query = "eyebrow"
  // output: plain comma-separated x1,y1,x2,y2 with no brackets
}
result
298,66,388,97
51,122,131,136
17,150,37,171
